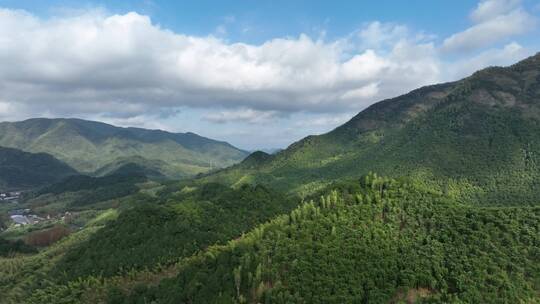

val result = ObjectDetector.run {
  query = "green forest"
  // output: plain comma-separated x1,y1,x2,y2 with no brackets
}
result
13,175,540,304
52,183,297,281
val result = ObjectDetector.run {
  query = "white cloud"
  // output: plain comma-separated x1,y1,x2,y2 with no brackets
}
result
0,9,445,122
442,0,535,52
0,99,32,121
359,22,408,47
447,42,529,79
0,101,14,117
203,108,280,124
340,83,379,100
0,3,535,132
295,113,351,128
470,0,520,22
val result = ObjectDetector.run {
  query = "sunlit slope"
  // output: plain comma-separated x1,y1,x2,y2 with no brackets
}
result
97,175,540,303
0,118,248,178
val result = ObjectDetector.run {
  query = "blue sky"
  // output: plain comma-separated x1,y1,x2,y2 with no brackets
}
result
4,0,536,42
0,0,539,149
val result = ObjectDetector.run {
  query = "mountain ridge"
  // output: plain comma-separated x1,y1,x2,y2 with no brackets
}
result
202,52,540,205
0,118,249,178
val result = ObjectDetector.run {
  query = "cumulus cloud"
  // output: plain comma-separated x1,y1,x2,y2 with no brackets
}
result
0,8,445,124
442,0,535,52
358,22,410,49
0,2,536,129
470,0,521,22
447,42,530,78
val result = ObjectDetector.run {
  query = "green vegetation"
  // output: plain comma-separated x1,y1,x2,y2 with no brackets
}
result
0,146,77,190
17,174,540,303
94,160,166,179
37,173,147,208
105,175,540,304
0,238,37,257
0,118,248,178
0,208,118,303
13,172,150,217
203,53,540,205
51,183,297,282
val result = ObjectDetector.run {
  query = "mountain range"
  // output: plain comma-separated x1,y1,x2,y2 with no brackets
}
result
0,118,248,179
204,52,540,205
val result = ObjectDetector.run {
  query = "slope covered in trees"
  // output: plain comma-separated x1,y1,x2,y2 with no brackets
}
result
20,175,540,303
0,146,77,190
28,172,149,211
103,175,540,304
0,118,248,178
203,53,540,205
50,183,298,282
0,238,37,257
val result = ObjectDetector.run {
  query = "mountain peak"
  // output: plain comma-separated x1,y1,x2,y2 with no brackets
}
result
237,151,273,169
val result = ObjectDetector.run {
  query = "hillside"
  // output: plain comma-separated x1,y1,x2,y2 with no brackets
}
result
0,182,299,303
50,183,297,282
203,53,540,205
0,146,77,190
0,118,248,178
23,175,540,303
116,175,540,304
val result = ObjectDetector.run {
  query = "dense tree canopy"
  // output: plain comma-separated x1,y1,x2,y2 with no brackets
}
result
52,183,298,281
108,175,540,304
0,237,37,257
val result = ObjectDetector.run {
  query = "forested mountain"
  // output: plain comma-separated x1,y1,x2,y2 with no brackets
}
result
0,118,248,178
22,175,540,303
0,183,299,303
51,183,297,281
0,146,77,190
106,175,540,304
205,53,540,205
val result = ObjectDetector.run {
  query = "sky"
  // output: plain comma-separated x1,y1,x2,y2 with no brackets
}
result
0,0,539,150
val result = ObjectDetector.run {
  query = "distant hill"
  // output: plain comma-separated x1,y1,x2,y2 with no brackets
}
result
203,53,540,205
92,156,168,179
32,171,148,210
0,118,248,178
249,148,283,154
0,146,77,190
